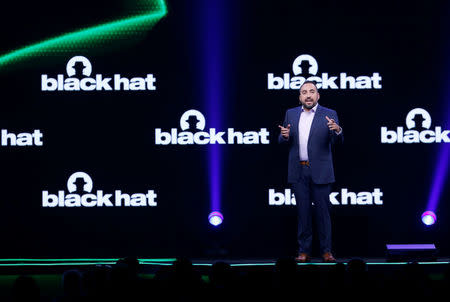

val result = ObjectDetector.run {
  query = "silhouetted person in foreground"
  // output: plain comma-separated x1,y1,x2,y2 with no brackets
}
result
82,265,112,302
208,261,235,302
53,269,83,302
12,275,40,302
110,257,142,302
166,258,206,301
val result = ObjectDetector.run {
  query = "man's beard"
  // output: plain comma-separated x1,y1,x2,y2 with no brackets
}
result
303,100,315,109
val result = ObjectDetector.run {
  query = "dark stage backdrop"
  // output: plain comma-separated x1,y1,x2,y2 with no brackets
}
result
0,0,448,258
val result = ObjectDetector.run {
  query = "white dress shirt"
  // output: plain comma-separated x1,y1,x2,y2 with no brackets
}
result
298,104,318,161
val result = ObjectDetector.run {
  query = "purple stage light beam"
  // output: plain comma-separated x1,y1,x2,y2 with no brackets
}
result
200,0,229,220
424,5,450,225
426,144,449,215
422,107,449,227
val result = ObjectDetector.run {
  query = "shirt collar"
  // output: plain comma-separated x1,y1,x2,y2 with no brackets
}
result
301,103,319,113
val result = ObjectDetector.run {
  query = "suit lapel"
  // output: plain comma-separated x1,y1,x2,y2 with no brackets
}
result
308,104,323,142
292,106,302,145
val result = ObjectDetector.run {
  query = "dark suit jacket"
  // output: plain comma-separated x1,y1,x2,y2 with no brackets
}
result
279,104,343,184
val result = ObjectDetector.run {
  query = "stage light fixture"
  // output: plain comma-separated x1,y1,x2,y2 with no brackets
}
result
421,211,437,226
208,211,223,226
386,244,438,262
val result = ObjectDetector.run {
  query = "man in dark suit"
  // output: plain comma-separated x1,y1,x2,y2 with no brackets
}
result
278,80,343,262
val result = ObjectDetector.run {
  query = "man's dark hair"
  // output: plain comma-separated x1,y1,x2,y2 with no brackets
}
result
299,80,318,92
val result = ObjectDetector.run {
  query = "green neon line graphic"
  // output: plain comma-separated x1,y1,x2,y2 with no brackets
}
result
0,262,117,267
417,261,450,265
0,258,176,262
0,259,119,262
296,263,337,266
0,0,167,68
230,263,276,267
0,262,172,267
140,259,177,262
0,259,448,267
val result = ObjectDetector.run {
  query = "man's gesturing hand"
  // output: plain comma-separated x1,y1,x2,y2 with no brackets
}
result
278,124,291,139
325,116,341,133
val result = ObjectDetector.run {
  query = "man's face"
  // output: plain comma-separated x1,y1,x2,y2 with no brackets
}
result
299,83,320,110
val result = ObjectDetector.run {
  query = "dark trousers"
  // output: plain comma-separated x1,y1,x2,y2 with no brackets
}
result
291,164,332,255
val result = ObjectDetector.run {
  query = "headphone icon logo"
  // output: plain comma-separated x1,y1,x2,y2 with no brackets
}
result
67,172,93,193
292,54,319,76
405,108,432,129
180,109,206,131
66,56,92,77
